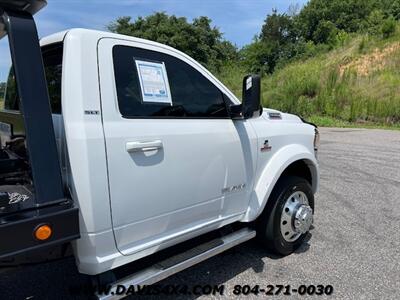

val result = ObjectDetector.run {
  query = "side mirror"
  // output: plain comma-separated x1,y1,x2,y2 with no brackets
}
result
230,74,262,119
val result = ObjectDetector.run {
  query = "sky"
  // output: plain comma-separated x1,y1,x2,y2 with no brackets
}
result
0,0,307,81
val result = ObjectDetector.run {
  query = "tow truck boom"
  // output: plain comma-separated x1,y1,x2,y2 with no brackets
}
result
0,0,79,262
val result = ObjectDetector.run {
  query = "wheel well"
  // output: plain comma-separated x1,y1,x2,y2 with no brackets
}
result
280,160,312,186
251,159,315,224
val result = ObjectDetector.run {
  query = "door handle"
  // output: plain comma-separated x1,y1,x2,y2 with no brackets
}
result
126,140,163,153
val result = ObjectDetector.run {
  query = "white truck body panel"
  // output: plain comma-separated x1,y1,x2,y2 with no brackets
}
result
97,37,258,257
244,113,319,221
40,29,319,275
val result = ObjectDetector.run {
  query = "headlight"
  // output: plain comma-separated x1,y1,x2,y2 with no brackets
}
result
314,128,320,153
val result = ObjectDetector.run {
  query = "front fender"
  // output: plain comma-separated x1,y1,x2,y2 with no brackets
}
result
242,144,319,222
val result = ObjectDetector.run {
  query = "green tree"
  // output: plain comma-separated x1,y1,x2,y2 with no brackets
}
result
260,10,296,45
107,12,237,71
381,16,397,38
0,82,5,109
242,10,299,74
0,82,5,98
242,0,400,74
297,0,377,42
365,9,385,35
240,38,277,73
389,1,400,20
312,20,338,44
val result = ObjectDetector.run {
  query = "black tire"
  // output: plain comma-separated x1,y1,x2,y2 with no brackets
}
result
256,176,314,256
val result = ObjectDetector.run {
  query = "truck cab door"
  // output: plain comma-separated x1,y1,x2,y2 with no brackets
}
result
98,38,254,257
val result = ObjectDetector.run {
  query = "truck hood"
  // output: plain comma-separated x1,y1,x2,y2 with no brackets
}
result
261,108,303,123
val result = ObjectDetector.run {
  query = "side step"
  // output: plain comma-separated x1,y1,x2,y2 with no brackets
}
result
97,228,256,300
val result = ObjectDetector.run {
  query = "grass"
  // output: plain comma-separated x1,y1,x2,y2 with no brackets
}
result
217,26,400,130
307,115,400,130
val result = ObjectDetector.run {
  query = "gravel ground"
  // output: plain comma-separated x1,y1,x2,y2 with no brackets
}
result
1,127,399,299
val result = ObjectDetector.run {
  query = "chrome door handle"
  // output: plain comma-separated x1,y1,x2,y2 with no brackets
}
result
126,140,163,153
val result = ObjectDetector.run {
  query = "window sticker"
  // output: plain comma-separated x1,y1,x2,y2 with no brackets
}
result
135,60,172,104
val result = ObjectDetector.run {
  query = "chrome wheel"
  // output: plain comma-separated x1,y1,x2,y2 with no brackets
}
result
280,191,313,242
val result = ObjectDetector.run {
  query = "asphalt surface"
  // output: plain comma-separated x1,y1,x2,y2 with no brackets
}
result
1,127,399,299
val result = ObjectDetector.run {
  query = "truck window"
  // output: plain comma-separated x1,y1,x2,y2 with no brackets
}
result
2,43,63,114
0,37,11,111
113,45,229,118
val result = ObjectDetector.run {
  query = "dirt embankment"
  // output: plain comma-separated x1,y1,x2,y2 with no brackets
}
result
340,42,400,76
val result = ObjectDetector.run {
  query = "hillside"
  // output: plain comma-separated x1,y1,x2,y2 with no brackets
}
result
218,29,400,129
1,28,399,129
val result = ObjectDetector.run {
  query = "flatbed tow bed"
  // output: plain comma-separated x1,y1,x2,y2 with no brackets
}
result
0,0,79,262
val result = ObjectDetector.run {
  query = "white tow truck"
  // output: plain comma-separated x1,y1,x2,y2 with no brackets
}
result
0,1,319,298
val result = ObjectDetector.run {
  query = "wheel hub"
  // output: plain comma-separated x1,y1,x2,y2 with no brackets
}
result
280,191,313,242
294,205,313,234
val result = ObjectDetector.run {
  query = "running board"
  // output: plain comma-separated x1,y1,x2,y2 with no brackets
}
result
97,228,256,300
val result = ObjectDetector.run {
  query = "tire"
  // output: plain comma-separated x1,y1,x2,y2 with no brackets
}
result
256,176,314,256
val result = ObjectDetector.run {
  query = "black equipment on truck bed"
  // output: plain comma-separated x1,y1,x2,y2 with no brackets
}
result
0,0,79,262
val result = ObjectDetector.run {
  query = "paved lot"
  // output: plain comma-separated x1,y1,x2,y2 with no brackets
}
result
1,128,400,299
